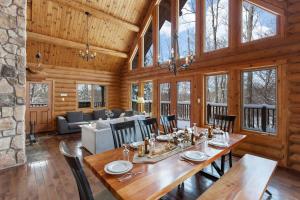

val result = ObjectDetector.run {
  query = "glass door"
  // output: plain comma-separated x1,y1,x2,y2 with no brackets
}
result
177,81,191,129
159,82,171,120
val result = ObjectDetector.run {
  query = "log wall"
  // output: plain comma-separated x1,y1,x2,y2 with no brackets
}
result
29,64,121,130
120,0,300,171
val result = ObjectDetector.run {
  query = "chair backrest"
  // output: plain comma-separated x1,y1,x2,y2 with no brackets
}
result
160,115,177,134
213,115,236,133
59,141,94,200
110,120,137,148
138,118,159,140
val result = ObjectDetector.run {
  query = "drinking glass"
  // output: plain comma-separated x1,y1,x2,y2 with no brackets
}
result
122,144,130,161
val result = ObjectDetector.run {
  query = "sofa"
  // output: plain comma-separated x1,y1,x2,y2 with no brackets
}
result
81,115,145,154
57,109,133,134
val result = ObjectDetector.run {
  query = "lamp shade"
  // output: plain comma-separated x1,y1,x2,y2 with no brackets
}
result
137,97,145,104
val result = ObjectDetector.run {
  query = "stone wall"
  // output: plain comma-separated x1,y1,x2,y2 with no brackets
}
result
0,0,26,169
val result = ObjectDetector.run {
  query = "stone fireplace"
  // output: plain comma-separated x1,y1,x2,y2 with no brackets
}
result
0,0,26,169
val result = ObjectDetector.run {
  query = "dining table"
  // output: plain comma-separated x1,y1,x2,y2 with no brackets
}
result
84,132,247,200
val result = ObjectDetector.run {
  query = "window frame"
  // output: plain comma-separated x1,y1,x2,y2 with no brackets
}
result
76,82,107,110
142,81,154,114
239,0,285,47
240,65,279,136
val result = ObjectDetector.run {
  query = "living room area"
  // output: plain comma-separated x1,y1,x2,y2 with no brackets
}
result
1,0,300,200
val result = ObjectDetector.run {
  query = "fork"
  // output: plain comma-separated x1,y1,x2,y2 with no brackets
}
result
117,171,143,182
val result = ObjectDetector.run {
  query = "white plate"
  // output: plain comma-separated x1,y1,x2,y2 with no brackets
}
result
156,134,172,141
208,140,229,148
104,161,133,175
130,141,144,149
183,151,207,162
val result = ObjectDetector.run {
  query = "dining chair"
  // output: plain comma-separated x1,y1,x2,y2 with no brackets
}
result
160,115,177,134
213,114,236,173
138,118,159,140
59,141,115,200
110,120,137,149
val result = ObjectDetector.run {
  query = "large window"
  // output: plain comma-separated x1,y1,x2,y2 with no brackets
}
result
206,74,228,124
77,84,106,108
242,1,277,43
242,68,277,134
144,21,153,67
204,0,229,52
131,83,139,112
29,83,49,107
159,0,172,63
143,82,153,114
178,0,196,58
160,83,171,117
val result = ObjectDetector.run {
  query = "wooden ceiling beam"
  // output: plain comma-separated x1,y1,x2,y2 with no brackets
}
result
27,32,128,58
49,0,139,32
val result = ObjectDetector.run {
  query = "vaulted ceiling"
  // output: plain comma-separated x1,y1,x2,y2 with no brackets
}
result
26,0,151,72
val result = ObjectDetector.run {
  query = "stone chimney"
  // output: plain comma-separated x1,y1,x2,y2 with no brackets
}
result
0,0,26,169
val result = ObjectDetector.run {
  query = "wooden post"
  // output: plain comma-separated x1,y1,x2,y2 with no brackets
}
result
261,106,267,132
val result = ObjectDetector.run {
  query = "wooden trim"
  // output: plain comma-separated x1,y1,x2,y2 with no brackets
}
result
153,5,159,67
27,32,128,58
49,0,139,32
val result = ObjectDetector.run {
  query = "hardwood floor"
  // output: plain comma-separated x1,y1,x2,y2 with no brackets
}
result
0,133,299,200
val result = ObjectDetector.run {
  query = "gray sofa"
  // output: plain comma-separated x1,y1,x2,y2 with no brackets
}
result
57,109,134,134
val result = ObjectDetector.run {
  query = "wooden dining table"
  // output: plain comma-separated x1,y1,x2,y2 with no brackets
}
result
84,133,247,200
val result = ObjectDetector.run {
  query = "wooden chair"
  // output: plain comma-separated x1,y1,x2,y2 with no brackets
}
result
213,114,236,173
138,118,159,140
59,141,115,200
160,115,177,134
110,120,137,149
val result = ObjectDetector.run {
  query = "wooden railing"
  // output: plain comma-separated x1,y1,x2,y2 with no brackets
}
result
132,101,138,112
94,101,105,107
207,103,276,133
177,102,190,121
30,103,48,107
144,101,152,114
160,101,171,116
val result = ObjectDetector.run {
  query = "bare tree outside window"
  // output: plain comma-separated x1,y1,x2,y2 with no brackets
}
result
242,1,277,43
160,83,171,116
131,83,139,112
206,74,228,123
144,21,153,67
179,0,196,58
144,82,153,114
205,0,229,52
159,0,172,63
77,84,92,108
242,68,277,134
29,83,49,107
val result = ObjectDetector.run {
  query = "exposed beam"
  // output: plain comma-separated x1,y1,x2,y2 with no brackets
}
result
27,32,128,58
50,0,139,32
128,0,162,64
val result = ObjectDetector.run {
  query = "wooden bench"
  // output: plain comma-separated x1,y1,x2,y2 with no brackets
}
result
198,154,277,200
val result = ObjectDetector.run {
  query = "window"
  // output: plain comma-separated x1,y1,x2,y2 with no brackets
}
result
131,83,139,112
204,0,229,52
143,82,153,114
144,21,154,67
206,74,228,124
29,83,49,107
242,1,277,43
178,0,196,58
159,0,172,63
77,84,106,108
160,83,171,116
131,48,139,70
242,68,277,134
77,84,92,108
93,85,106,108
177,81,191,129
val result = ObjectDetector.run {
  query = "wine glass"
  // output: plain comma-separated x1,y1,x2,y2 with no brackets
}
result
122,144,130,161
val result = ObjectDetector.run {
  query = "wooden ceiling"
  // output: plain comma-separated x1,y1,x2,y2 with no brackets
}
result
26,0,151,71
